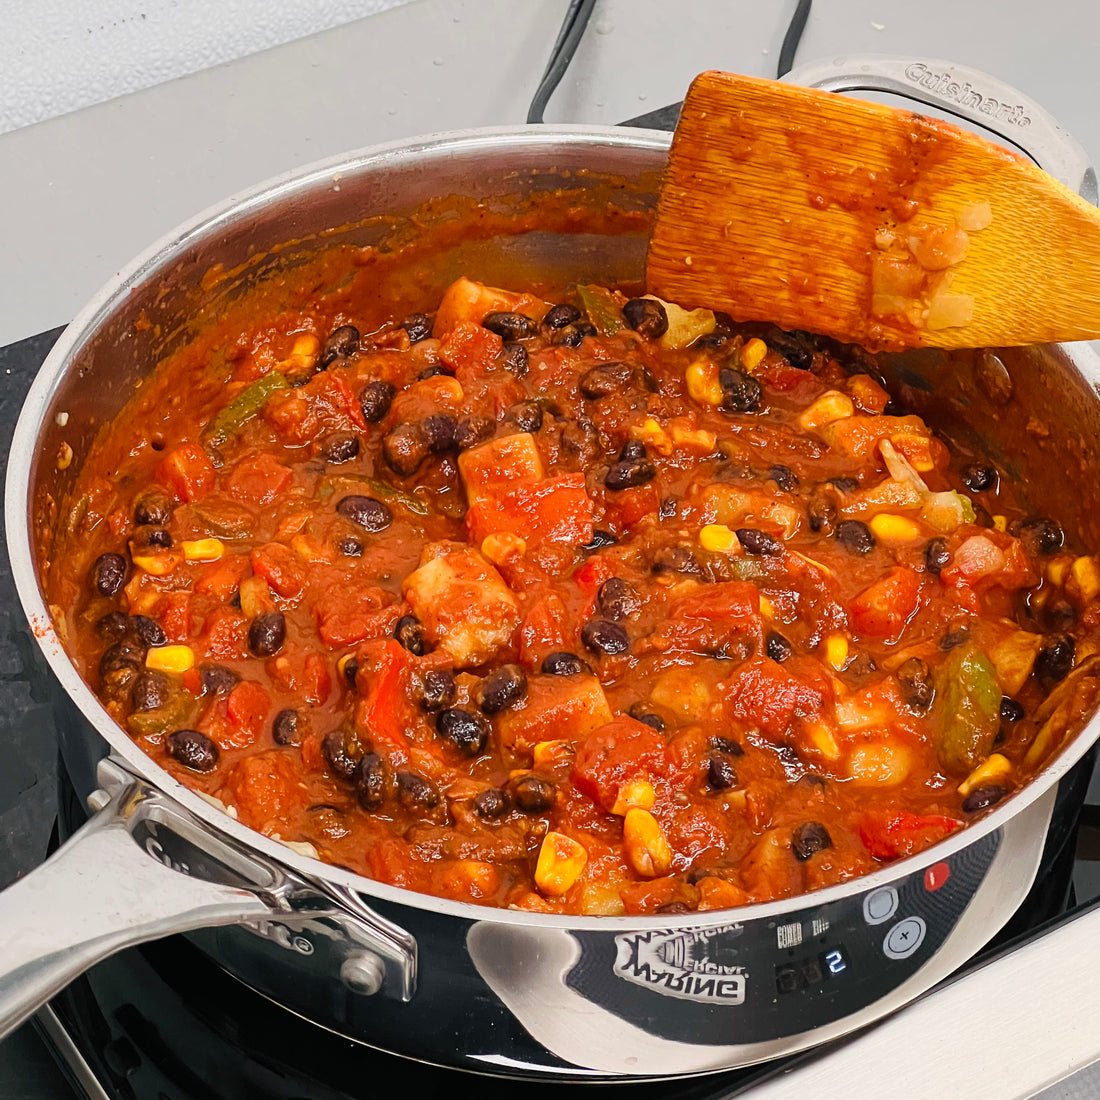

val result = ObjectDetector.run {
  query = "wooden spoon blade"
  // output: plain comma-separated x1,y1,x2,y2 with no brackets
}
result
647,70,1100,351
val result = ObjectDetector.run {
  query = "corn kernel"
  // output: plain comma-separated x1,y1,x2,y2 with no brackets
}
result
534,832,587,897
825,633,849,670
532,740,574,768
290,534,331,564
700,523,738,553
630,417,673,456
869,513,923,544
799,391,854,433
804,720,841,760
611,777,656,816
958,753,1013,798
181,538,225,562
669,424,717,453
739,337,767,371
846,373,890,414
1070,556,1100,602
131,551,180,577
481,532,526,566
685,360,723,406
336,653,356,679
758,594,774,619
1046,554,1074,587
992,514,1008,533
623,808,673,877
282,333,320,373
145,645,195,674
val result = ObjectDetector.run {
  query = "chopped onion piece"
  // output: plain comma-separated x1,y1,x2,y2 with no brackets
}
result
908,223,970,270
879,438,929,495
926,291,976,330
958,202,993,232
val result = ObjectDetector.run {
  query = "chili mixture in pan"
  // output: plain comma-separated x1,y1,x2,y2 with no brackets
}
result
50,267,1100,916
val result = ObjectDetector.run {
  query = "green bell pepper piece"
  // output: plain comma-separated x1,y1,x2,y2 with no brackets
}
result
931,643,1002,775
203,370,289,446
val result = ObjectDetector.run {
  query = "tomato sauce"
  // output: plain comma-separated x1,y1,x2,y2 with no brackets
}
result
49,261,1100,916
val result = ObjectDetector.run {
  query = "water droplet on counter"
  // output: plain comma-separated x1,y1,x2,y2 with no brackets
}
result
637,94,648,102
595,18,613,34
433,57,445,67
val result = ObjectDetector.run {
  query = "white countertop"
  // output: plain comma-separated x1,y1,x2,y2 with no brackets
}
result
1,0,1098,346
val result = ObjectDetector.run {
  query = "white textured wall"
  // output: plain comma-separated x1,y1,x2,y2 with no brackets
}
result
0,0,412,135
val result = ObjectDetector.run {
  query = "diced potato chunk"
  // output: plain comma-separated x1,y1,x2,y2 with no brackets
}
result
535,832,587,897
497,673,613,761
846,741,913,786
402,547,519,668
458,433,545,507
989,630,1044,696
651,666,713,722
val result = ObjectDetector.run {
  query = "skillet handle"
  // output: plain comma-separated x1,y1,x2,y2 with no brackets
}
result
783,54,1097,202
0,772,271,1040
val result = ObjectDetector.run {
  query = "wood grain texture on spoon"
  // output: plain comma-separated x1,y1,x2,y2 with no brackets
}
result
647,70,1100,351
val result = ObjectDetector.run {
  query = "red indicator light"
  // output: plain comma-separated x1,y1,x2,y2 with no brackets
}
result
924,862,950,891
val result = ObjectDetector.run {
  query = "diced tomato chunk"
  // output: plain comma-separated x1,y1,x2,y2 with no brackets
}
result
465,473,594,547
517,594,569,666
572,716,669,813
859,810,962,861
226,681,271,742
224,752,306,830
726,656,827,739
268,645,332,706
849,566,922,639
195,554,251,599
439,321,503,381
251,542,307,598
226,452,294,506
315,584,393,647
157,591,192,643
353,639,414,762
202,606,248,660
157,443,215,503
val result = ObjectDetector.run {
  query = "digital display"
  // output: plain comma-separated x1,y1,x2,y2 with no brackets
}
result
775,946,849,994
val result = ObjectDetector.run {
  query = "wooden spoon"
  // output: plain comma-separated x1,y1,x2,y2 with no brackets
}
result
646,71,1100,351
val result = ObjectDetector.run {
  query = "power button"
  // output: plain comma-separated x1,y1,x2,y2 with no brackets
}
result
863,886,899,926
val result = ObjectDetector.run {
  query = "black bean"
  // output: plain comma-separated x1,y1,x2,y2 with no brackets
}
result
476,664,527,714
925,537,950,575
130,615,167,648
415,668,456,713
358,380,396,424
552,322,596,347
322,731,359,783
1035,635,1075,688
597,577,640,621
560,417,598,463
272,708,301,746
622,297,668,339
343,658,359,689
473,787,511,820
962,464,998,492
419,367,450,384
356,753,386,809
766,631,793,662
768,465,799,493
582,529,618,551
99,638,145,676
336,495,393,532
833,519,877,555
133,525,173,550
579,361,632,400
500,341,528,377
248,611,286,657
707,755,738,790
1015,517,1064,557
509,774,556,814
1001,697,1025,723
963,785,1008,814
807,488,837,534
396,771,439,811
436,707,490,757
482,311,538,340
505,401,543,434
421,414,457,453
95,611,131,641
131,670,171,712
659,497,678,520
691,331,729,351
134,491,173,527
1044,597,1078,633
736,528,783,556
581,619,630,656
339,534,364,557
828,477,858,493
605,460,655,491
383,423,430,476
629,704,665,731
792,822,832,861
939,629,969,651
91,552,128,597
718,368,763,413
897,657,934,712
541,651,589,676
652,545,706,578
320,325,360,367
543,303,581,329
200,663,239,696
455,415,494,450
767,329,816,372
708,736,744,757
166,729,219,773
402,313,433,343
320,431,360,463
620,439,647,462
394,615,427,656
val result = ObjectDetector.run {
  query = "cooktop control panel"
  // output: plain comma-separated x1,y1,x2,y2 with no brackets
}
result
567,828,1001,1044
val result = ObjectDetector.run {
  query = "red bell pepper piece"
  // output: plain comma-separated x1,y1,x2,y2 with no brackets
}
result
859,810,961,861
